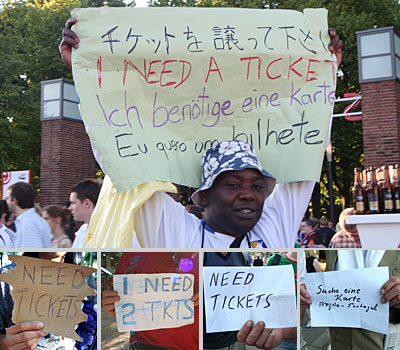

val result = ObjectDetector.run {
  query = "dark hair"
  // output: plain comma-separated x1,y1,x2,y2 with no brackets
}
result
0,200,10,222
71,179,101,206
302,218,314,227
43,205,68,228
9,182,36,209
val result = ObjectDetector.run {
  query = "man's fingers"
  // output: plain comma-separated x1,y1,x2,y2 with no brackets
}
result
263,328,283,350
65,17,78,29
254,328,271,349
4,330,47,348
328,27,343,66
240,321,267,346
300,284,311,307
61,28,79,48
6,322,44,335
191,292,199,307
381,276,400,296
237,320,253,342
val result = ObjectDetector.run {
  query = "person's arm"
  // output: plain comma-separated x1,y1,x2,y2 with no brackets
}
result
0,322,47,350
59,18,78,70
237,321,283,349
133,191,199,248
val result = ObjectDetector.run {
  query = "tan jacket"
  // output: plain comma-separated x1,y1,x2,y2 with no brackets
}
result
325,250,400,350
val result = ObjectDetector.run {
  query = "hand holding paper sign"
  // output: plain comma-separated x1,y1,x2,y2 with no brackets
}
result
381,276,400,308
1,321,48,350
0,255,96,342
304,267,390,334
113,273,195,332
237,321,284,350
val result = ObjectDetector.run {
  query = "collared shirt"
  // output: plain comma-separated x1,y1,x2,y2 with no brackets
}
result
328,230,362,248
72,223,88,248
0,224,16,248
13,208,52,248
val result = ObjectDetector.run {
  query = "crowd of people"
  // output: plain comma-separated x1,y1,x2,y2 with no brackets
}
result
298,208,361,249
0,179,101,248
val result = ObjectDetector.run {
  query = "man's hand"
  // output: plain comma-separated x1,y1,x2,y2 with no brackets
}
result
237,320,283,349
102,290,120,317
59,17,79,71
328,28,343,67
191,292,199,307
300,283,312,308
2,321,47,350
381,276,400,308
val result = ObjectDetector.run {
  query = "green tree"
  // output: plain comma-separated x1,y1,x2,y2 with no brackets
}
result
0,0,131,190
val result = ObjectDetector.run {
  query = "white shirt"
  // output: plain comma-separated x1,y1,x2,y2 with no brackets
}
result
13,208,52,248
0,224,16,248
133,181,314,248
72,223,88,248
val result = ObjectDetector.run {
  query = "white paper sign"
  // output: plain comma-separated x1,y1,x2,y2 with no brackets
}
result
113,273,195,332
304,267,389,334
203,265,296,333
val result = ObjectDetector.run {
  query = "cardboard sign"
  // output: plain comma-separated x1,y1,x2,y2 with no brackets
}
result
203,265,296,332
0,255,96,341
304,267,390,334
71,7,336,193
113,273,194,332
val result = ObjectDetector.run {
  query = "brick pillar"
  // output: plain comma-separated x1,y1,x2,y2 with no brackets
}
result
40,119,97,207
361,80,400,167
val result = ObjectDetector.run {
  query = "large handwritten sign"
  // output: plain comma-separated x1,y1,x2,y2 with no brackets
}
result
71,7,336,193
0,255,96,341
203,265,296,332
304,267,389,334
113,273,195,332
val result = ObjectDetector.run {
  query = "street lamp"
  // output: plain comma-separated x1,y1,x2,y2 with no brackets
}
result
356,26,400,83
40,79,81,121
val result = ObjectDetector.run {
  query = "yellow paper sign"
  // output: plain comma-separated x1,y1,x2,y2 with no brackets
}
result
72,7,336,193
0,255,96,341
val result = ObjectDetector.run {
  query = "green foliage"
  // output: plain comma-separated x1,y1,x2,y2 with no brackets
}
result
0,0,132,190
0,0,79,188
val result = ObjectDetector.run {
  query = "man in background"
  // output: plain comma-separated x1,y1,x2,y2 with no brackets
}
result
69,179,101,248
314,217,336,247
6,182,51,248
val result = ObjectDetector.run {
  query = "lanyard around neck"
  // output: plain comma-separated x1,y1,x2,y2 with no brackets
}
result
201,220,251,248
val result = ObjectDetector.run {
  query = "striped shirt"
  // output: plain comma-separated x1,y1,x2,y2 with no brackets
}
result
12,208,52,248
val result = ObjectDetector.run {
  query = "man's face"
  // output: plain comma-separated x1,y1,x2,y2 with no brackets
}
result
300,222,313,235
6,190,16,214
201,168,266,236
69,192,86,222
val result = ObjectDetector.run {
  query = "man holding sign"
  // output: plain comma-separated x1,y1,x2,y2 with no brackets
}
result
300,250,400,350
0,253,96,350
102,252,199,350
59,8,342,249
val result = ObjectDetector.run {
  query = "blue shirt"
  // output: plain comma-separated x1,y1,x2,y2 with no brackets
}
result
13,208,52,248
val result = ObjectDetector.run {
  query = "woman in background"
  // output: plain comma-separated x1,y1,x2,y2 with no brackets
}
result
42,205,72,248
